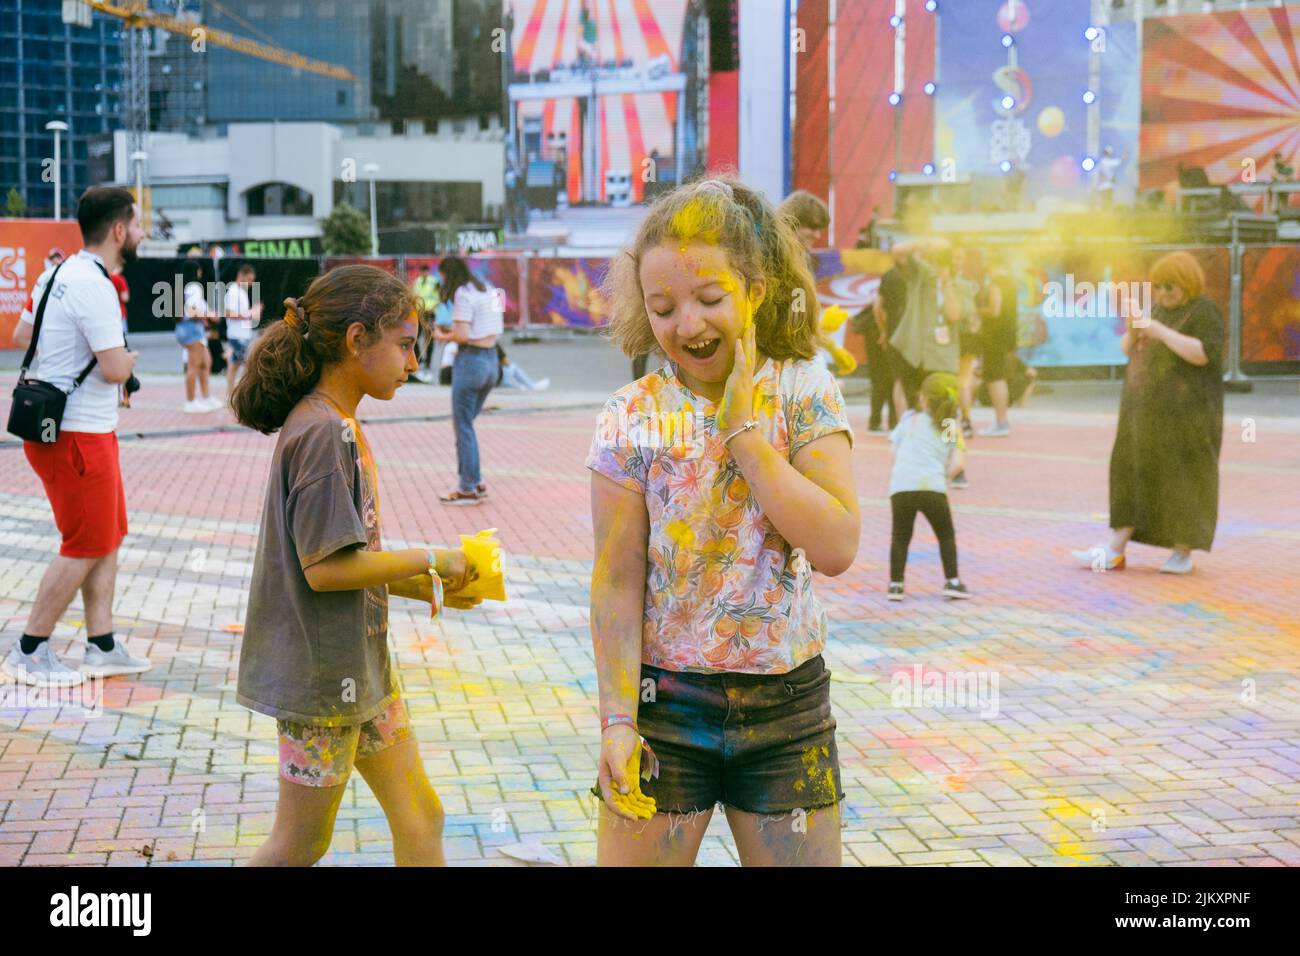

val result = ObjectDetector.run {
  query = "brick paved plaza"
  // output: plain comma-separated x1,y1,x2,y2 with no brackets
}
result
1,370,1298,867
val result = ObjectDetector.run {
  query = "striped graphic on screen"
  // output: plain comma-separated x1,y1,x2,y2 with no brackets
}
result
1141,7,1300,195
510,0,687,205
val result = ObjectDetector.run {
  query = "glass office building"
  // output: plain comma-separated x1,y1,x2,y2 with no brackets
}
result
203,0,373,124
0,0,123,217
204,0,501,126
148,0,207,134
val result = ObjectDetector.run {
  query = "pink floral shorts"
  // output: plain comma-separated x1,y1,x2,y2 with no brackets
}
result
276,696,413,788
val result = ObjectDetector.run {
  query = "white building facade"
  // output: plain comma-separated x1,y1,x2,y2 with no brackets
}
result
113,118,506,248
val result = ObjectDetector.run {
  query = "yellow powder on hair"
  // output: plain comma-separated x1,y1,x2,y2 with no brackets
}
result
670,196,723,245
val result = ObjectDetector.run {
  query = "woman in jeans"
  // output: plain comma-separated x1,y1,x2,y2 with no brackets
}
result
435,257,503,505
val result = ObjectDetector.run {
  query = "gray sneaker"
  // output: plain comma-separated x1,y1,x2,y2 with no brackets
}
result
2,641,84,687
81,640,152,678
1159,550,1194,574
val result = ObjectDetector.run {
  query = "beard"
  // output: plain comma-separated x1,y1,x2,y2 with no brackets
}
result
119,237,140,265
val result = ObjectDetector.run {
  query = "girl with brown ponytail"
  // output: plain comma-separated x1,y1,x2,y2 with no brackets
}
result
231,264,482,866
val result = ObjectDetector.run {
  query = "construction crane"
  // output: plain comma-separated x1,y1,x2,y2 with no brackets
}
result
63,0,357,156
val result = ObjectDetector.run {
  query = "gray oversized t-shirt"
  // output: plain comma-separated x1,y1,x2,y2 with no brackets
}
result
237,393,395,726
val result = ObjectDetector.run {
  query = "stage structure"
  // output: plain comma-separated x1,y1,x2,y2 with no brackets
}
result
503,0,709,212
1139,3,1300,203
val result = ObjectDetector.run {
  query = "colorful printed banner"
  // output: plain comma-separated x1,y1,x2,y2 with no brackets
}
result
525,257,610,327
1241,247,1300,364
404,256,523,328
508,0,696,206
0,219,83,348
1141,6,1300,194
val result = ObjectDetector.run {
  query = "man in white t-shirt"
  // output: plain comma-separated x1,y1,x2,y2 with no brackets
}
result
222,262,262,393
3,187,152,688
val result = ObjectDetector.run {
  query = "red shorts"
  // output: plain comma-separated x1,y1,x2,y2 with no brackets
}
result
24,432,128,558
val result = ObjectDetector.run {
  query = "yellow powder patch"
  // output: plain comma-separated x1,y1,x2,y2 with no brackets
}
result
610,788,656,820
608,743,656,819
670,197,722,245
820,304,849,332
694,266,738,295
664,520,695,551
1047,805,1097,864
798,745,837,805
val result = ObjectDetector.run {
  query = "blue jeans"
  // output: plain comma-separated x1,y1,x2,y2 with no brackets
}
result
451,345,498,493
499,362,536,390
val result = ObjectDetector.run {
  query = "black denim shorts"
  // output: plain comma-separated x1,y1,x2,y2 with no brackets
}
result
593,655,843,815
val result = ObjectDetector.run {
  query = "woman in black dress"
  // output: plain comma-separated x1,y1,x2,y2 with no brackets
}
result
1073,252,1224,574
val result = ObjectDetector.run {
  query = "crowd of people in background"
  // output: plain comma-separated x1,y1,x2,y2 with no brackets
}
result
168,259,261,413
765,190,1225,587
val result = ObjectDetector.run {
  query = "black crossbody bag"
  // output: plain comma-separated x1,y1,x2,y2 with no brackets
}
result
7,259,99,443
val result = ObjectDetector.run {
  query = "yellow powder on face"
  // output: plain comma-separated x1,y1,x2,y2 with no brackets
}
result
694,267,738,297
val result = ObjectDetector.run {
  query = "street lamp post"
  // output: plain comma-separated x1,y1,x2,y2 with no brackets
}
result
45,121,69,219
129,149,148,208
363,163,380,256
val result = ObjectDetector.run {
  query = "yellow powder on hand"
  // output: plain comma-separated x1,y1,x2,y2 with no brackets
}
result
455,529,507,602
609,741,656,820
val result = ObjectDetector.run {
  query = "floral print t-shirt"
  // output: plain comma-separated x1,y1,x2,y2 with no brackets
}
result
586,358,852,675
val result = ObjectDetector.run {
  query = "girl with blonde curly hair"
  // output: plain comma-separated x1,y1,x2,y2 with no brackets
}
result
586,177,860,866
